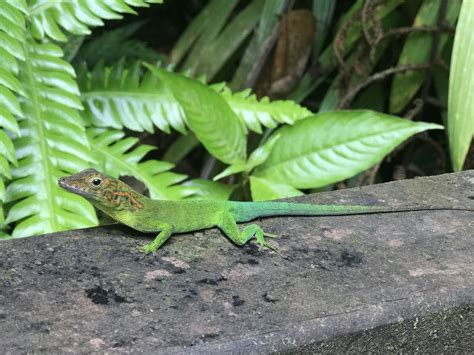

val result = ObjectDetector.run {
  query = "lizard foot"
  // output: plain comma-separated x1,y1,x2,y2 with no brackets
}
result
243,224,283,257
141,244,157,254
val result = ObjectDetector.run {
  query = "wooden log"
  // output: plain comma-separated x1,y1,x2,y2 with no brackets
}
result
1,171,473,353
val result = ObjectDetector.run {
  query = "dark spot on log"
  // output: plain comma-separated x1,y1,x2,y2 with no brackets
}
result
232,295,245,307
201,332,220,340
197,275,227,285
172,268,186,274
86,285,132,304
86,285,109,305
29,321,51,334
262,292,278,303
339,250,364,267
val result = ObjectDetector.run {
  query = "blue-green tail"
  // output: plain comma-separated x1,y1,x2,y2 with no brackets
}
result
229,201,396,222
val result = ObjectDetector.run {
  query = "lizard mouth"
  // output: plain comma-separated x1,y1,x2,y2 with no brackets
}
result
58,177,92,199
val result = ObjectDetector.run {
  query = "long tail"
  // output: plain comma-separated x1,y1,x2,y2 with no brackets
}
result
228,201,473,222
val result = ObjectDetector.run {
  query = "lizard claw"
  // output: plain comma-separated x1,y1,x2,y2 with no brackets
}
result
258,241,282,256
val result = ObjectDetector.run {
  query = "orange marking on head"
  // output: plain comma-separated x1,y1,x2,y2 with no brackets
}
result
113,191,144,209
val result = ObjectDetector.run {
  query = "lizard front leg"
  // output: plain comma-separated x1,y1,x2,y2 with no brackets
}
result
217,213,278,252
142,224,173,254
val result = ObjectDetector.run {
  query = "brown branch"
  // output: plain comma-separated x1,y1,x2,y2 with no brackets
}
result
337,63,431,109
362,0,375,46
434,57,449,71
333,11,362,78
425,96,446,109
379,24,454,41
404,98,424,120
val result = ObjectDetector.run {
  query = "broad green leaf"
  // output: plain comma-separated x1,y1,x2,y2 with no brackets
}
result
88,128,195,201
147,65,247,165
250,176,303,201
448,0,474,171
253,110,442,189
390,0,462,113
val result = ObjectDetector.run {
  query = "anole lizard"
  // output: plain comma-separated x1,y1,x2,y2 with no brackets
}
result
58,169,473,254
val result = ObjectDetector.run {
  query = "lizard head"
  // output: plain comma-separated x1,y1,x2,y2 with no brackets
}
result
58,168,144,210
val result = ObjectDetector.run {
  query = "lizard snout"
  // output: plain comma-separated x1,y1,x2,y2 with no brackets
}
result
58,177,67,188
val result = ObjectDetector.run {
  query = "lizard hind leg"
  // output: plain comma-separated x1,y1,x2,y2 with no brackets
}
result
217,213,279,253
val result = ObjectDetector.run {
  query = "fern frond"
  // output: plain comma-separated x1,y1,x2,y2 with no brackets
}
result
5,40,97,237
80,62,313,136
28,0,163,42
0,1,27,223
212,84,313,134
79,61,187,134
87,128,195,200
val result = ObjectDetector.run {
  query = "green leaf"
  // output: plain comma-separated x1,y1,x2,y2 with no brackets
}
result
231,0,289,89
5,40,97,237
320,11,401,111
0,1,24,152
246,133,281,170
250,176,303,201
147,65,247,165
88,128,195,200
390,0,462,113
28,0,163,41
448,0,474,171
73,21,164,67
180,0,239,74
311,0,336,60
318,0,405,69
0,130,16,164
253,110,442,189
0,2,24,228
213,161,247,181
183,179,235,201
81,62,312,137
195,0,264,80
79,61,187,134
214,84,313,134
290,0,405,103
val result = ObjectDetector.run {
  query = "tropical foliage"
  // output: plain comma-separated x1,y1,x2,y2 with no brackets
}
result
0,0,470,239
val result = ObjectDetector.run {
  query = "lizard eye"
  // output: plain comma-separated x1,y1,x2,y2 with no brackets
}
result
91,178,102,187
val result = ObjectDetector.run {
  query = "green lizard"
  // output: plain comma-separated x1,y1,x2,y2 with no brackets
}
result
58,169,473,254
